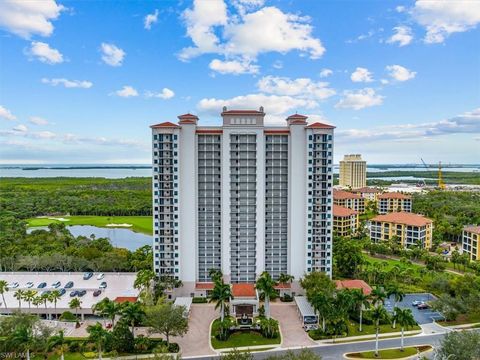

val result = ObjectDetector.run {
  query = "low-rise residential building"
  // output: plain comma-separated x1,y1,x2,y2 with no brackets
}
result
335,279,372,295
377,192,412,214
333,189,365,213
333,205,359,237
369,212,433,249
462,226,480,261
351,187,383,203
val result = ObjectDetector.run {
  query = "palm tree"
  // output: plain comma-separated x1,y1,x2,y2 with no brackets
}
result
209,279,232,322
352,289,371,332
41,292,50,320
0,280,8,309
310,292,331,332
255,271,277,319
69,298,82,319
87,322,109,360
48,330,68,360
33,296,43,310
387,285,405,328
14,289,25,310
24,290,37,310
134,269,156,292
371,287,387,307
208,268,223,283
371,305,390,357
121,301,145,337
10,325,34,360
49,290,62,320
93,297,121,327
278,273,294,285
393,307,416,351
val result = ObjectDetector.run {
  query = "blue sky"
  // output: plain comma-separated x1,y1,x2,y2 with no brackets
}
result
0,0,479,164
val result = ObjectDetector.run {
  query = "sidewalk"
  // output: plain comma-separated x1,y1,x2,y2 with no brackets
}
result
315,329,422,344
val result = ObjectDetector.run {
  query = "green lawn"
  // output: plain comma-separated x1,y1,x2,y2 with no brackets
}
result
28,215,152,235
346,321,420,337
438,313,480,326
32,353,86,360
210,319,281,349
346,345,432,359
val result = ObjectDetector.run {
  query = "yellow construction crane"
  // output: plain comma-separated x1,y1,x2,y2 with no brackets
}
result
438,161,446,190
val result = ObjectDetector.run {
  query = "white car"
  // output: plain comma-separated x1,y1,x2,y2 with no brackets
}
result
96,273,105,280
52,281,61,288
9,282,19,288
26,282,34,288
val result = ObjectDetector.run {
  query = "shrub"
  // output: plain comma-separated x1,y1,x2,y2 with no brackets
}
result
259,318,279,338
111,320,135,352
192,297,208,303
167,343,180,353
134,335,154,352
59,311,77,322
280,294,293,302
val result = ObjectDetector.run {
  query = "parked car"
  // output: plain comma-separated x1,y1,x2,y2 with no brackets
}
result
93,289,102,297
26,282,34,288
96,273,105,280
418,303,429,310
37,282,47,289
9,282,19,288
58,289,66,296
412,300,422,306
41,290,50,296
99,282,107,289
52,281,61,288
64,281,74,288
83,272,93,280
70,290,78,297
77,289,87,297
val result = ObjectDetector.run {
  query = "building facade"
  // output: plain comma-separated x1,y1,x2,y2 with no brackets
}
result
151,109,335,295
351,187,383,203
333,189,365,213
333,205,359,237
462,226,480,261
369,212,433,249
377,192,412,214
339,154,367,189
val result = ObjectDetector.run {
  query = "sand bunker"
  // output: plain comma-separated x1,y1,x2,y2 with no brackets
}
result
47,217,70,222
106,223,133,227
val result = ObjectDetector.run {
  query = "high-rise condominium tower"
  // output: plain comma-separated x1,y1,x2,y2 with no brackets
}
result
339,154,367,189
151,108,335,295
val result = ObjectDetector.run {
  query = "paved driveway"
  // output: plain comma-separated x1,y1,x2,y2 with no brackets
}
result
386,293,443,324
271,302,316,348
174,303,218,357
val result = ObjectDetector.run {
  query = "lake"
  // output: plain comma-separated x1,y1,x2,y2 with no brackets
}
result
27,225,151,251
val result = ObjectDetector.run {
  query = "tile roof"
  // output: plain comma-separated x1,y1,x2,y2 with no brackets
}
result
150,121,179,128
371,212,433,227
287,114,308,120
232,283,256,297
274,283,292,289
333,189,361,200
306,122,336,129
264,129,290,134
378,192,411,200
178,113,198,124
464,226,480,235
336,280,372,295
195,282,215,290
114,296,138,303
333,205,358,217
196,129,223,134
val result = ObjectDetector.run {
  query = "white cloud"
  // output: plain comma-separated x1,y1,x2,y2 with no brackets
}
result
412,0,480,43
145,88,175,100
350,67,374,83
34,131,56,139
395,6,406,13
0,105,16,121
29,116,49,126
0,0,64,38
209,58,259,74
335,88,384,110
319,68,333,78
28,41,63,64
13,124,28,132
41,78,93,88
179,1,325,67
380,79,389,85
257,76,335,100
115,86,138,98
386,65,416,82
272,60,283,69
144,9,159,30
387,26,413,46
100,43,125,67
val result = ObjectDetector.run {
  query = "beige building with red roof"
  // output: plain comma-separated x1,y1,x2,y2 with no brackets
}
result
333,189,365,213
369,212,433,249
351,187,383,203
377,192,412,214
462,226,480,261
333,205,359,237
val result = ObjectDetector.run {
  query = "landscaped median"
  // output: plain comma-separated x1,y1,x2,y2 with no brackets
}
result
344,345,433,359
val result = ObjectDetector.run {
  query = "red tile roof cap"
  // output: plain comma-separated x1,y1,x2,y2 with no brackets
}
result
150,121,179,128
274,283,292,289
464,226,480,235
378,192,411,200
333,205,358,217
306,122,336,129
371,212,433,227
232,283,257,297
287,114,308,120
195,282,215,290
336,280,372,295
333,190,362,199
114,297,138,303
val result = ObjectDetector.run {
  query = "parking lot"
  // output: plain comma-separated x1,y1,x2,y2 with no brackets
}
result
385,293,444,324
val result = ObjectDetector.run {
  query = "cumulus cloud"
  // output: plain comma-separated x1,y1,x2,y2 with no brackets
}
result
179,0,325,71
100,43,125,67
272,60,283,69
387,26,413,47
0,0,65,38
209,58,259,75
115,86,138,98
145,88,175,100
386,65,416,82
28,41,64,64
144,9,159,29
335,88,384,110
0,105,16,121
29,116,49,126
13,124,28,132
41,78,93,88
257,76,335,100
319,68,333,78
350,67,374,83
412,0,480,43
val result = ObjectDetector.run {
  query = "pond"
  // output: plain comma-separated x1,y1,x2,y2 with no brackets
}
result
27,225,151,251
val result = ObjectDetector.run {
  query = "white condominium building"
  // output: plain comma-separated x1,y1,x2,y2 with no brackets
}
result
151,108,335,295
339,154,367,189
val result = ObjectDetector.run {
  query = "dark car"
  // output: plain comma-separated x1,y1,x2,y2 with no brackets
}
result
99,281,107,289
93,289,102,297
417,303,429,310
69,290,78,297
77,289,87,297
83,272,93,280
64,281,74,288
38,282,47,289
58,289,66,296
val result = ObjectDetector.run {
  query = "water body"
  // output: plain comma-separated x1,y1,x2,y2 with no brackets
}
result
28,225,151,251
